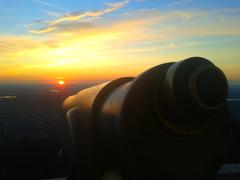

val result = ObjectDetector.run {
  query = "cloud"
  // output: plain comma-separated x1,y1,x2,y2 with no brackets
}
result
29,26,56,33
169,0,194,7
42,10,62,17
32,0,67,12
24,8,240,57
2,7,240,82
29,0,130,33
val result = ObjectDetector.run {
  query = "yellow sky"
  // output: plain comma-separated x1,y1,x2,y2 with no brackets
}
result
0,7,240,83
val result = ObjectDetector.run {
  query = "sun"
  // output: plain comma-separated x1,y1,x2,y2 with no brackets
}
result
58,80,65,85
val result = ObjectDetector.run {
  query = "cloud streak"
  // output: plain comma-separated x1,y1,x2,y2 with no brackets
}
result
42,10,62,17
29,0,130,33
169,0,194,7
2,8,240,83
33,0,68,12
29,26,56,33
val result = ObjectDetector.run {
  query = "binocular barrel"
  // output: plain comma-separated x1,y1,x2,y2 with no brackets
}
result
63,57,230,180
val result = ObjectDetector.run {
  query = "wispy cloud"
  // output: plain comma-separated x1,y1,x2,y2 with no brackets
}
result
29,26,56,33
32,0,68,12
169,0,194,7
29,0,130,33
2,7,240,82
42,10,62,17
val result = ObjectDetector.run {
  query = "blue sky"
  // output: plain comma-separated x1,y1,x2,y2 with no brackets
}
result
0,0,240,83
1,0,240,35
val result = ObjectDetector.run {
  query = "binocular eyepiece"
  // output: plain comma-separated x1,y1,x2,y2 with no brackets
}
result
63,57,230,180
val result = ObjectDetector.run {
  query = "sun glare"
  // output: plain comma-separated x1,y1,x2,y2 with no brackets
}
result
58,80,65,85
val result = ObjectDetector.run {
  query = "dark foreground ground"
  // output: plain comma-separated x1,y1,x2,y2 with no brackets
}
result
0,83,239,179
0,83,96,179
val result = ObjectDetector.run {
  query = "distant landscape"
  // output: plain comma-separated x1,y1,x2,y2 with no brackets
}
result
0,83,239,142
0,83,98,178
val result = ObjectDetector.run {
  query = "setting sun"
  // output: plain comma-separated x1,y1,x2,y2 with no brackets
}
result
0,0,239,84
58,80,65,85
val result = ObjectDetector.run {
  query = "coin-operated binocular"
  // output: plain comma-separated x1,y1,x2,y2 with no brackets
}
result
63,57,231,180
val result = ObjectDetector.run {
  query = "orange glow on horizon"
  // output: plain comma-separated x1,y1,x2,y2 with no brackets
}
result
58,80,65,85
0,8,239,83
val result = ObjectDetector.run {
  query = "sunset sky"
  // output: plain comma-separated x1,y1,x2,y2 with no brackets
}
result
0,0,240,84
